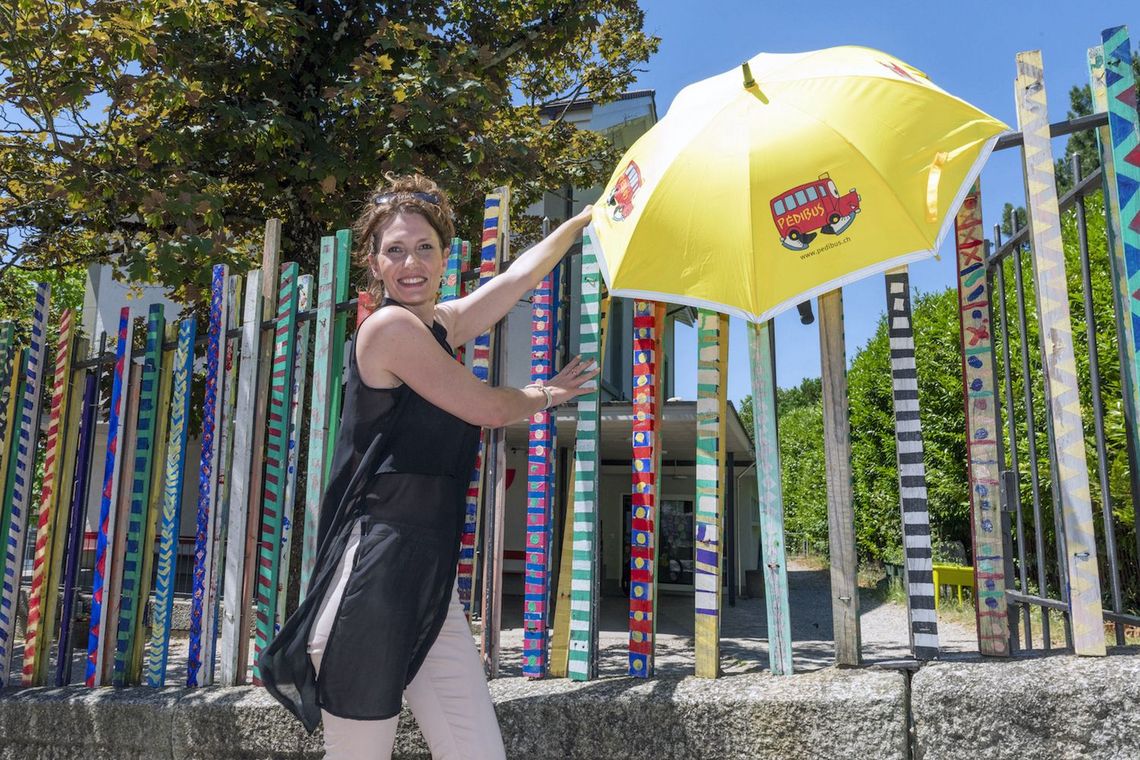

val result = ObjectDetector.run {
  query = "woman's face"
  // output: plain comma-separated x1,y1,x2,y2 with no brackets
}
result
370,210,446,307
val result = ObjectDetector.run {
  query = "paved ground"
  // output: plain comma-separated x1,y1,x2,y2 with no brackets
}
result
10,558,979,685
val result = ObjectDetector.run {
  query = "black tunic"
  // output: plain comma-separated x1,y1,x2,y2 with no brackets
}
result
260,299,481,733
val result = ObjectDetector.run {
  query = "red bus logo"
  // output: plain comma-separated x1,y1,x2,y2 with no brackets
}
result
770,174,861,251
607,161,643,222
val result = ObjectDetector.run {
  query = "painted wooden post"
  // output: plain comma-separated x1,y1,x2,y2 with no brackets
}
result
277,272,312,633
1014,50,1105,656
324,229,351,477
187,266,228,686
629,300,664,678
954,183,1011,656
0,348,24,616
252,262,299,685
56,354,99,685
301,241,336,604
463,195,504,617
747,320,793,674
103,369,141,684
442,238,462,302
0,324,17,510
818,288,861,666
1097,28,1140,570
145,316,198,685
481,186,511,678
694,309,728,678
884,267,940,660
130,322,176,684
22,308,78,684
523,267,557,678
566,231,609,681
84,304,128,687
112,304,165,685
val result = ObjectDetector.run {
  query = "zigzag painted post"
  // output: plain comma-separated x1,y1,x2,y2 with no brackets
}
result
145,316,198,685
0,337,22,607
694,310,727,678
221,267,265,685
56,358,98,685
818,289,861,666
747,320,793,674
1099,27,1140,570
461,196,503,616
955,184,1011,656
130,323,176,684
567,232,608,681
523,268,557,678
629,300,664,678
188,266,228,687
252,262,299,685
277,273,312,634
1014,50,1105,655
481,186,511,677
85,306,130,686
21,308,77,684
301,242,335,604
112,304,165,686
442,238,462,302
883,268,940,660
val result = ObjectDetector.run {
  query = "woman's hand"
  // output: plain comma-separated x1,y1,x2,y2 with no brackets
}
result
543,355,601,406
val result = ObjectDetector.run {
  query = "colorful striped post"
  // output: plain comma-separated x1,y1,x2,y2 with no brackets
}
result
112,304,165,685
442,238,462,302
481,186,512,677
0,323,16,507
694,309,727,678
22,308,78,684
0,344,23,669
85,305,130,686
56,357,99,685
301,242,335,604
461,195,503,616
1014,50,1105,655
884,267,940,660
954,183,1010,656
629,300,664,678
818,289,861,666
566,231,608,681
747,320,793,674
145,316,198,685
252,262,299,684
188,266,228,686
129,322,176,684
523,267,557,678
277,273,312,633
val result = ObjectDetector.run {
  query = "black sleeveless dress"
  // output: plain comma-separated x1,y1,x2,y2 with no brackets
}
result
260,299,481,733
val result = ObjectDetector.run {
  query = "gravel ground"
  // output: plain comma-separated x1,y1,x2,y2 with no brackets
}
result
10,558,979,685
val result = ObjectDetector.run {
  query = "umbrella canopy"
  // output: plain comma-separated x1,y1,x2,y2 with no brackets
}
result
588,46,1009,323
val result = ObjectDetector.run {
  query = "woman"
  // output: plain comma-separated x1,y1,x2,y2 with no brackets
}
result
260,173,598,760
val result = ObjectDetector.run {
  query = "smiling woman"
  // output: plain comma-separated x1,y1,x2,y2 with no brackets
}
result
258,173,599,760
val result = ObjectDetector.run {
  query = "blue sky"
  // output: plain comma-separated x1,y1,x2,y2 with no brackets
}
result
640,1,1140,404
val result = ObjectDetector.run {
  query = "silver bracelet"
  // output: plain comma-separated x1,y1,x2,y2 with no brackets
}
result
526,383,554,410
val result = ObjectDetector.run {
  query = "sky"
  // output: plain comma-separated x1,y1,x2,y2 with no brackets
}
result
639,0,1140,405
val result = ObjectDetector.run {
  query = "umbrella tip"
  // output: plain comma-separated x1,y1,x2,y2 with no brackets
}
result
741,61,755,89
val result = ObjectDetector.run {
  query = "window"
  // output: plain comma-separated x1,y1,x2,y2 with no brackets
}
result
774,199,786,215
794,190,808,206
784,194,797,210
805,185,818,201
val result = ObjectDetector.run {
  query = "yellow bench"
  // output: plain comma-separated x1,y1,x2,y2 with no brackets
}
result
931,563,974,612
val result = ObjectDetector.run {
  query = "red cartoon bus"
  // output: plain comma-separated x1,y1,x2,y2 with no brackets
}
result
770,173,861,251
607,161,643,221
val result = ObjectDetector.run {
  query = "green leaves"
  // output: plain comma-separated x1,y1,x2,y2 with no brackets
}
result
1,0,659,310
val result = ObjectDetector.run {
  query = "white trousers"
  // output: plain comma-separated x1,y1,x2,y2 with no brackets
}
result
308,520,506,760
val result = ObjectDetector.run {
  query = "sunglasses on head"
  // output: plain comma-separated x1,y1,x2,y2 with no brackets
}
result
373,191,442,206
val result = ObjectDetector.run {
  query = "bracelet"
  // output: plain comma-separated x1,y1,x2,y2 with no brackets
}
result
526,383,554,410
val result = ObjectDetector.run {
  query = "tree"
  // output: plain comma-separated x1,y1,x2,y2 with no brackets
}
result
0,1,659,309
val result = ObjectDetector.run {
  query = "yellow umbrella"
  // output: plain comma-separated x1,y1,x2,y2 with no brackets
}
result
588,46,1009,322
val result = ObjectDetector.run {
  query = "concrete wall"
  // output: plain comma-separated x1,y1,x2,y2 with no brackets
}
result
4,654,1139,759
